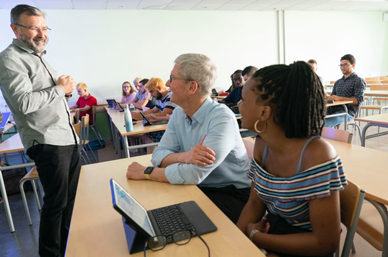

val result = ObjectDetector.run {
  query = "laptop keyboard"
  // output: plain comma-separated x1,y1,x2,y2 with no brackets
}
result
151,204,195,240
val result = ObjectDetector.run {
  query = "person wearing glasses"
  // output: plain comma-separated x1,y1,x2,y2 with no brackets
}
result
120,81,137,105
0,5,80,257
126,53,251,224
325,54,366,127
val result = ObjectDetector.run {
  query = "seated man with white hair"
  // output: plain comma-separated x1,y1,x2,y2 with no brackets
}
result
126,53,251,223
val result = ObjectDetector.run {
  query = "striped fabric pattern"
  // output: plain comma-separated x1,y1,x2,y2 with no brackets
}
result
248,156,347,229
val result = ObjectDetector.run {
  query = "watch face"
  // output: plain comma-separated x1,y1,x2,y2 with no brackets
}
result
145,167,154,175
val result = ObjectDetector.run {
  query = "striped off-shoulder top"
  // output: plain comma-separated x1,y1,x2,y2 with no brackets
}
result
247,136,348,230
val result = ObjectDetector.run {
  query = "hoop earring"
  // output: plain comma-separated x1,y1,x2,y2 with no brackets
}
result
254,119,267,134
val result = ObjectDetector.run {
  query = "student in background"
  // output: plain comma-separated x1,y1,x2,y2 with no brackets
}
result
132,77,177,153
325,54,366,128
69,82,97,124
132,78,157,110
133,77,142,91
236,61,346,257
307,59,324,86
218,70,241,95
242,65,258,81
120,81,136,104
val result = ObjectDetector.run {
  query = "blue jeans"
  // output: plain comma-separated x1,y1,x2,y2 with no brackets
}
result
324,110,354,128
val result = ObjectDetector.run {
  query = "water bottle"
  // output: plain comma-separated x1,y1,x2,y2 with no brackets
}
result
124,104,133,132
129,103,135,111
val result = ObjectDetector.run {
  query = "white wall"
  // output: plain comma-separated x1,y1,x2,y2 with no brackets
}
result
0,9,278,105
285,11,388,81
0,8,387,106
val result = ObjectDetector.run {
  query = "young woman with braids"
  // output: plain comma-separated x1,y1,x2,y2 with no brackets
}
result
236,61,347,257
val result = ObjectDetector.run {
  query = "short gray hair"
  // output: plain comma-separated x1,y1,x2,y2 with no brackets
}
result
174,53,217,97
11,4,45,24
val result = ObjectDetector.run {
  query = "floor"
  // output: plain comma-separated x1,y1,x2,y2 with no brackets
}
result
0,122,386,257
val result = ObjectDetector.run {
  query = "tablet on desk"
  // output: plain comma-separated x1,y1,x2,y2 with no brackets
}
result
110,179,217,244
139,111,168,126
326,99,334,104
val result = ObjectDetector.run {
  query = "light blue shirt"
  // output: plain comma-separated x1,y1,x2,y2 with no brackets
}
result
151,97,250,189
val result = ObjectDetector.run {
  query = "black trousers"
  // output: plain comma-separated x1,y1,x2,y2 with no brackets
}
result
198,185,250,224
27,144,81,257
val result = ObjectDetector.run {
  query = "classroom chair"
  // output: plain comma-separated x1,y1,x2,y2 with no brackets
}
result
19,166,41,225
73,120,89,164
81,115,98,163
90,106,104,146
354,199,386,256
335,181,366,257
322,127,352,144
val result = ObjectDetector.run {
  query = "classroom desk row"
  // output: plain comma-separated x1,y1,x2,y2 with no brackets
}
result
105,107,167,158
65,139,388,257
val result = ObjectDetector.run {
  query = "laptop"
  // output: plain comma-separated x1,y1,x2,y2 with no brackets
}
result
0,112,11,132
139,111,168,126
106,99,124,111
110,178,217,241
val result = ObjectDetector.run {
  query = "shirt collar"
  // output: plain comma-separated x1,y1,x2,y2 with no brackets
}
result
12,38,47,56
189,97,213,125
342,72,357,81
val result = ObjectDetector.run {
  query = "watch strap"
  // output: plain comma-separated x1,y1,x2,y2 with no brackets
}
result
249,229,260,241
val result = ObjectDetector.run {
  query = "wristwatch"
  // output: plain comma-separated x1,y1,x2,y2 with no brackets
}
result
249,229,260,241
144,166,154,180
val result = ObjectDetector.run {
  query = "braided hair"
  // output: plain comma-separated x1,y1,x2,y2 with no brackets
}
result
251,61,326,138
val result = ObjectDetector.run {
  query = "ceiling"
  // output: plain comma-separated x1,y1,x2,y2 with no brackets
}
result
1,0,388,11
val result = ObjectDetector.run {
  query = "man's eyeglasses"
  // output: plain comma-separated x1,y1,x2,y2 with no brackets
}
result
14,23,51,33
339,63,350,67
143,230,210,256
170,74,186,83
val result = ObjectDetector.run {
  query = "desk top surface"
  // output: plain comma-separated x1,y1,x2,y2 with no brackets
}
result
66,155,264,257
325,100,353,107
354,112,388,125
326,90,388,96
0,133,24,154
327,139,388,205
106,107,168,136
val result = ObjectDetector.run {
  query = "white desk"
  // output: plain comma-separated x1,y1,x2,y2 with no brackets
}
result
105,107,167,158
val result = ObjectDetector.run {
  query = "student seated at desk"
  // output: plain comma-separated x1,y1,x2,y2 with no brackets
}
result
131,77,177,153
132,78,157,111
120,81,136,106
126,53,251,223
69,82,97,124
236,62,347,257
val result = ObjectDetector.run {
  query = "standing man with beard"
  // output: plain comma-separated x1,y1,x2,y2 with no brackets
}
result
0,5,80,257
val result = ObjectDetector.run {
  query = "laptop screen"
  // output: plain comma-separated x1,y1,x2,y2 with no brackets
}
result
110,179,155,237
106,99,117,108
0,112,11,130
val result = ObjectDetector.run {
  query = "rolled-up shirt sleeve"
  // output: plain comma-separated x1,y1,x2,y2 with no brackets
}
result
354,78,366,106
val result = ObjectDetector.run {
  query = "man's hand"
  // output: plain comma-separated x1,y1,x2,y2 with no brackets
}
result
126,162,147,180
146,114,157,122
57,75,76,95
182,135,215,166
327,95,342,101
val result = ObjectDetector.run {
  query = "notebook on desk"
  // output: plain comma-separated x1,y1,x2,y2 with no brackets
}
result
110,178,217,241
0,112,11,132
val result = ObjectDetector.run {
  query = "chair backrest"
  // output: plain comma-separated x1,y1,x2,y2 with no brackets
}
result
340,181,364,228
81,114,90,144
322,127,352,144
73,121,82,138
339,181,365,257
